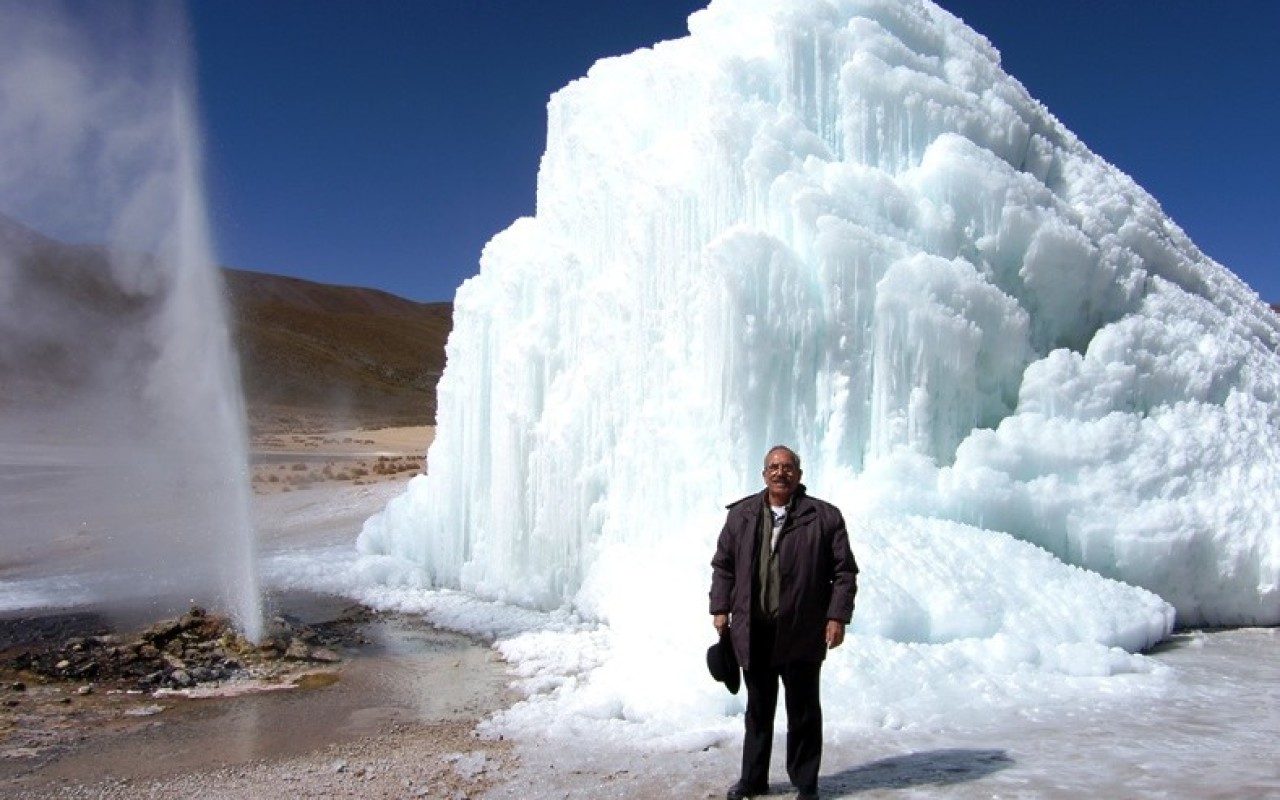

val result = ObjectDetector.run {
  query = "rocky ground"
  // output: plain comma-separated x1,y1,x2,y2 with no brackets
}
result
0,424,522,800
0,602,516,800
3,606,348,692
0,606,358,763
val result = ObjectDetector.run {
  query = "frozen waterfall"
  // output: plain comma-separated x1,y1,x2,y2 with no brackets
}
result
357,0,1278,733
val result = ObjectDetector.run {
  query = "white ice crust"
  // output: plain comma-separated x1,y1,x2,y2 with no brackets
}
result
356,0,1279,736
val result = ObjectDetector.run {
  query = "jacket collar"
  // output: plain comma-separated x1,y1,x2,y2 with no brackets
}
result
759,484,811,515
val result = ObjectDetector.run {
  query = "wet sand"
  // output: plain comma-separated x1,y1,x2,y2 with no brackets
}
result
3,607,516,799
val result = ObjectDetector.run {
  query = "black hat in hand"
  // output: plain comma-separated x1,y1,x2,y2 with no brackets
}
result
706,634,740,695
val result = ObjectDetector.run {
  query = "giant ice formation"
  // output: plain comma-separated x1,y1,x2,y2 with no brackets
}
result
359,0,1278,729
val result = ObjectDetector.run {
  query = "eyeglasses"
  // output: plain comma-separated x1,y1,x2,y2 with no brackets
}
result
765,463,798,474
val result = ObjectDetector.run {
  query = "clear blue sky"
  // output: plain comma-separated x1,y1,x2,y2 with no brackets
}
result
190,1,1279,304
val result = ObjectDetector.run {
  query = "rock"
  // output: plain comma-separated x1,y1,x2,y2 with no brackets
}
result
2,604,372,699
284,639,312,661
141,620,182,643
76,685,93,696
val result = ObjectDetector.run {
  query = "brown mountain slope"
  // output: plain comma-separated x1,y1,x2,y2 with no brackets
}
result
0,216,158,409
224,269,451,433
0,213,452,433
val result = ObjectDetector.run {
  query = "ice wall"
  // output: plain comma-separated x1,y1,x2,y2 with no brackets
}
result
360,0,1279,650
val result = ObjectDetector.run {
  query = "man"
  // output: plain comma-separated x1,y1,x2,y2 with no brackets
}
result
709,445,858,800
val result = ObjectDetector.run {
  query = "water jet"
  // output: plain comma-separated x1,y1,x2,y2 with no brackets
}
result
0,1,262,640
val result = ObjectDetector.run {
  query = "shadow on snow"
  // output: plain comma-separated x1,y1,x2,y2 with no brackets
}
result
821,748,1013,794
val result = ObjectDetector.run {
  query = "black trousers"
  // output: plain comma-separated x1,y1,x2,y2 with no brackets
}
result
739,623,823,792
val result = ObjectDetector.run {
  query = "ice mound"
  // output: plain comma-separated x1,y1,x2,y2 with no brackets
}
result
357,0,1278,733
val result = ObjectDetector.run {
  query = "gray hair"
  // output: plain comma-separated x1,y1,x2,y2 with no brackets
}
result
763,445,801,470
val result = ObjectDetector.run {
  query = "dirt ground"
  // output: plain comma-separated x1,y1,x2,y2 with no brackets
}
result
249,425,434,495
0,609,518,799
0,425,526,800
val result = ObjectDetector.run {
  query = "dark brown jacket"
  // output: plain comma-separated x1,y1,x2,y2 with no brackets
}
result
708,485,858,670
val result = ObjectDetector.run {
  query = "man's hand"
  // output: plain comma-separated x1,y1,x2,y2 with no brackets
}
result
825,619,846,649
713,613,729,636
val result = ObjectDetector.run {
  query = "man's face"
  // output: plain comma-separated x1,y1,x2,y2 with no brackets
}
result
762,449,801,500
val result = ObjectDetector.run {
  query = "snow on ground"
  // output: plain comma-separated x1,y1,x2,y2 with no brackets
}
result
272,484,1279,798
4,477,1278,797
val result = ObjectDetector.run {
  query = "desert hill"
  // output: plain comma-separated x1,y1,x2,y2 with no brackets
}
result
0,214,451,433
225,269,450,433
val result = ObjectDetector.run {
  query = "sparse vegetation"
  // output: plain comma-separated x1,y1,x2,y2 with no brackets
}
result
249,444,425,494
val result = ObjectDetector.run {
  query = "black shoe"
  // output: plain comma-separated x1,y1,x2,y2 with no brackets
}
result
726,780,767,799
795,789,819,800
